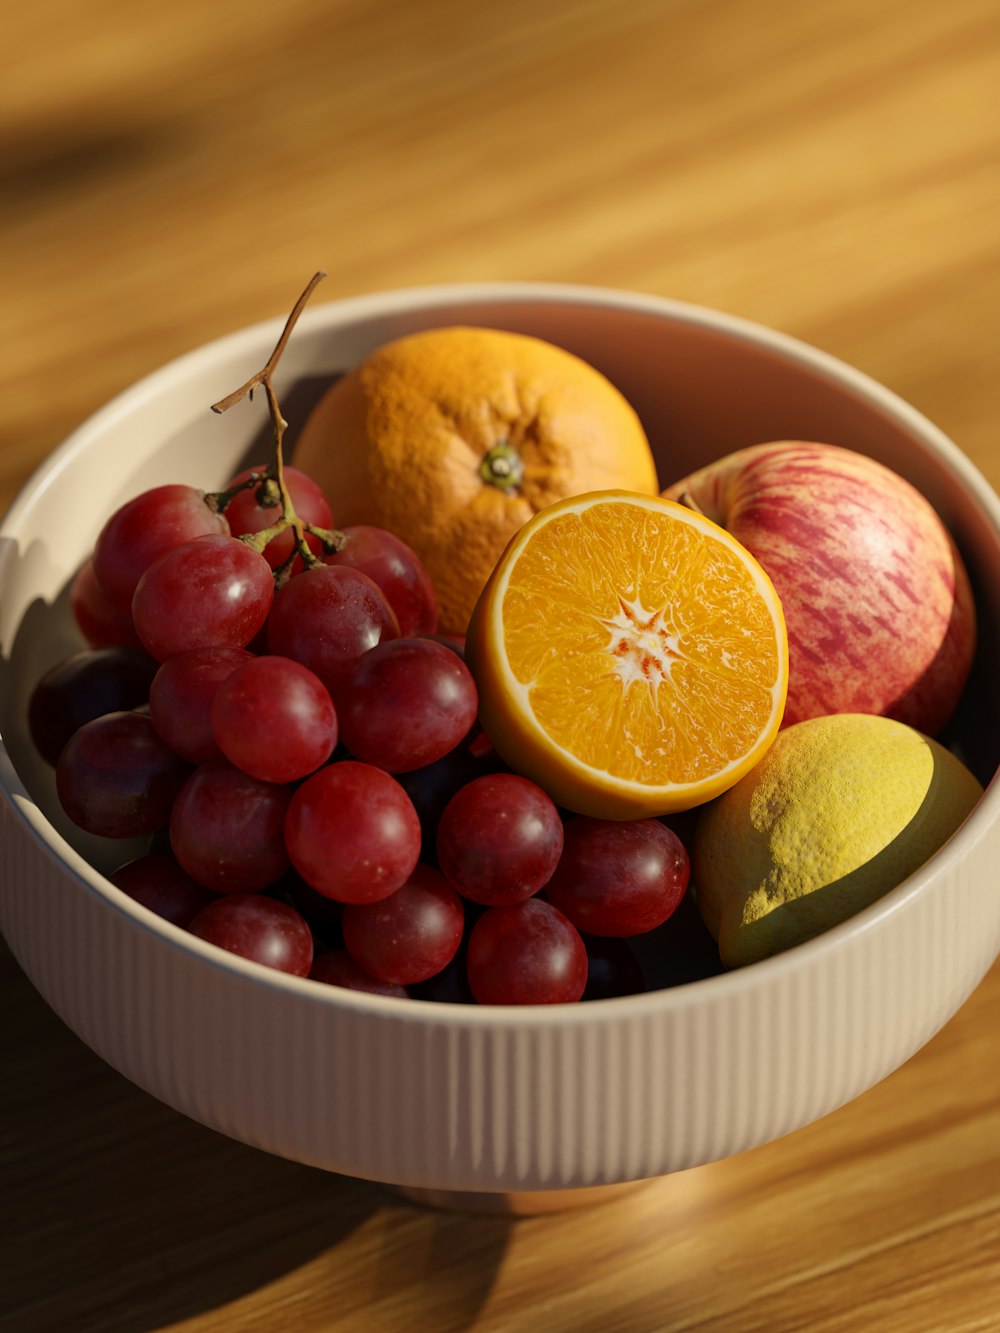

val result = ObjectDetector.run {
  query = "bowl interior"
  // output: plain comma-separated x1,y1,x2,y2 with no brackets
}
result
2,283,999,940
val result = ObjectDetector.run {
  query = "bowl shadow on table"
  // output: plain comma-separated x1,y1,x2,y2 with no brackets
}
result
0,942,517,1333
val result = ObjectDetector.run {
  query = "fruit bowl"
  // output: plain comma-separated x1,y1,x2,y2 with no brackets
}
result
2,283,999,1206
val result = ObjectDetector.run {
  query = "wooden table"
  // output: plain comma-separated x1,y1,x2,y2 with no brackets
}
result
2,1,999,1328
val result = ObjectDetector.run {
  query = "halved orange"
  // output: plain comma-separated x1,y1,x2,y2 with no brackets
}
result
465,491,789,818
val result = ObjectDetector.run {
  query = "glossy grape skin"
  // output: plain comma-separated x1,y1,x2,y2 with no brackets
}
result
170,760,292,893
188,895,313,976
336,638,478,773
343,864,464,985
93,484,229,613
56,711,190,838
267,565,399,701
466,899,588,1005
210,655,337,783
284,761,421,904
70,560,144,650
436,773,563,906
132,535,274,663
544,818,690,938
109,851,218,927
148,647,253,764
581,936,646,1001
326,525,438,636
310,949,410,998
224,464,333,571
29,647,158,766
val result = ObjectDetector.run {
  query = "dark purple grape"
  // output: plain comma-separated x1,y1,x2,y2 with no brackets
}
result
310,949,409,998
409,949,476,1004
188,894,313,976
149,646,253,764
342,864,464,985
326,525,438,636
284,761,421,904
581,936,646,1001
466,899,587,1005
29,647,158,766
109,851,217,927
267,564,399,701
132,535,274,662
282,874,345,946
93,484,229,613
544,818,690,937
169,760,292,892
56,711,190,838
336,638,478,772
436,773,563,906
395,745,487,858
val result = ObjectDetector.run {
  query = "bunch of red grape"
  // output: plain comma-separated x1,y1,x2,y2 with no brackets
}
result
32,462,691,1005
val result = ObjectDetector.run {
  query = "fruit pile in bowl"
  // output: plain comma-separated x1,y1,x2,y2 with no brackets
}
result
1,281,998,1202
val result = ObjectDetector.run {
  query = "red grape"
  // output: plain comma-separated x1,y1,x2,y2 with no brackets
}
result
224,464,333,571
56,711,190,838
326,525,438,636
93,484,229,613
70,559,144,650
267,564,399,701
436,773,563,906
170,760,292,892
342,864,464,985
30,647,158,766
544,818,689,937
149,646,253,764
336,638,478,772
109,851,217,927
310,949,409,998
188,895,313,976
466,899,587,1005
581,936,646,1001
132,534,274,662
284,761,420,904
211,655,337,783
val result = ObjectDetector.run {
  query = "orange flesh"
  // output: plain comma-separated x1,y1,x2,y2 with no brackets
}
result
500,502,783,786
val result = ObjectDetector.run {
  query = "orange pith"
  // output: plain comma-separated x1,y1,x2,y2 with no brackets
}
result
465,492,788,818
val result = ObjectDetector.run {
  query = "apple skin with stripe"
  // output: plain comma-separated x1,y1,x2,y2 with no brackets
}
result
662,441,976,736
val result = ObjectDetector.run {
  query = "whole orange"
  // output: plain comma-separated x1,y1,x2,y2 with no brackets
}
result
292,327,659,633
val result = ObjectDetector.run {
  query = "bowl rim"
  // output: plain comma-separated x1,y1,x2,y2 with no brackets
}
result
2,278,998,1025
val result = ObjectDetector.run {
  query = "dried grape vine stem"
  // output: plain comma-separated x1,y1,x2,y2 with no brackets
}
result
208,270,346,581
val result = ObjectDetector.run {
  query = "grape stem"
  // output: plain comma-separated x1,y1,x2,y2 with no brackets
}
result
209,270,347,581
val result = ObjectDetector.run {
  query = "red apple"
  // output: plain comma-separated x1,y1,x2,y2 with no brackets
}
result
662,441,976,735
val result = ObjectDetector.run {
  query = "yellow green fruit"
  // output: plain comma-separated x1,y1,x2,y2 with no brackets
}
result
694,713,983,967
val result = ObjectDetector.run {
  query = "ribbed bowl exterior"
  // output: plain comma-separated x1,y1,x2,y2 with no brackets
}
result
2,284,999,1194
4,794,999,1192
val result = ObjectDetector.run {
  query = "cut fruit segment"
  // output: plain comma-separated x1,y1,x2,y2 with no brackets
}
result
465,491,789,818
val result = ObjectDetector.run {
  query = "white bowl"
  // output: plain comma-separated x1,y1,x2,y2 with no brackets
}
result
2,283,999,1201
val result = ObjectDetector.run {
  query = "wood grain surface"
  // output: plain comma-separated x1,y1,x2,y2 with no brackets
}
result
2,1,999,1329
